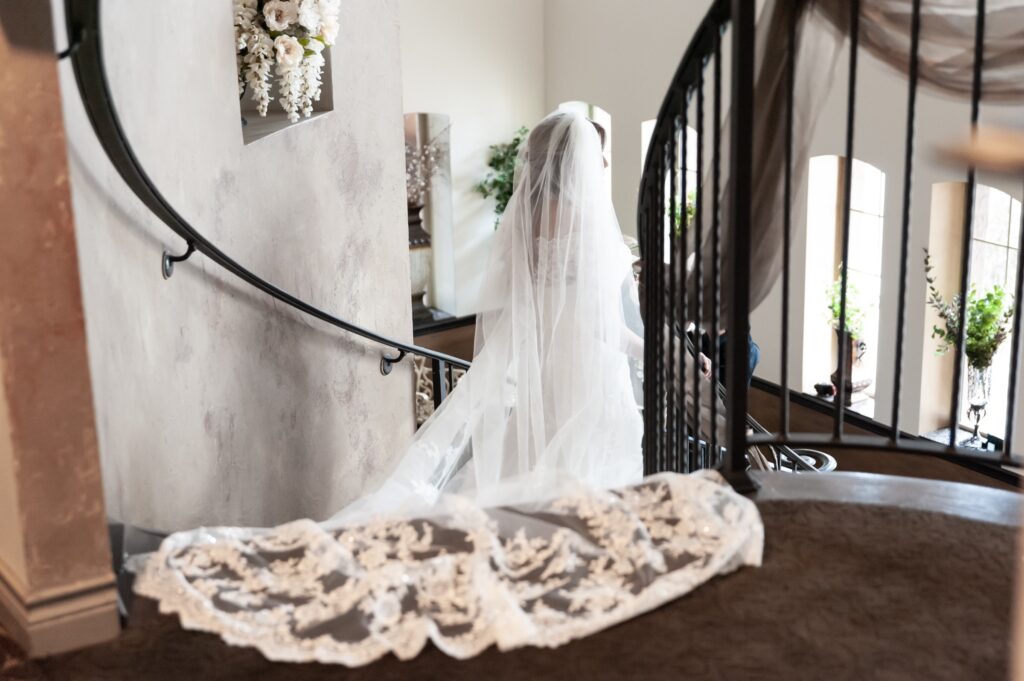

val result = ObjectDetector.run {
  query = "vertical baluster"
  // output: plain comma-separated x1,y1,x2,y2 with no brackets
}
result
649,171,662,475
667,120,679,472
693,67,706,469
891,0,922,442
432,359,448,409
654,148,667,472
1004,178,1024,465
726,0,756,484
642,179,656,475
680,101,691,472
711,31,723,468
835,0,860,436
949,0,986,448
834,0,860,439
780,2,797,439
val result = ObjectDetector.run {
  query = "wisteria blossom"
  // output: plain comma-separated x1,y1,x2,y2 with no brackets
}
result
234,0,341,123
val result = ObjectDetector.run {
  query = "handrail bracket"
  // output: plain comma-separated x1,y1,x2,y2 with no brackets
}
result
380,350,408,376
162,241,196,280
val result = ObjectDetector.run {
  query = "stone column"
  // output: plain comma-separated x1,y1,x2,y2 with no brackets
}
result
0,3,119,656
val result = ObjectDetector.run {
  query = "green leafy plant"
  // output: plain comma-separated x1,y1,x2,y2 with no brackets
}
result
475,127,529,227
669,190,697,236
924,250,1014,370
826,267,868,341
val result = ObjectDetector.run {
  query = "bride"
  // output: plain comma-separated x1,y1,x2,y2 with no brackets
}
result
340,110,645,521
134,111,762,666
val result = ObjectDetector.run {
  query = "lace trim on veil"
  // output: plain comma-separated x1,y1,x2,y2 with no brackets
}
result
134,471,762,666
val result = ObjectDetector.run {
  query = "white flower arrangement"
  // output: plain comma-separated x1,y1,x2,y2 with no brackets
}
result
234,0,340,123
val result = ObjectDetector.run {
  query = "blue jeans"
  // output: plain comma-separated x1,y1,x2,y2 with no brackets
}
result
710,333,759,387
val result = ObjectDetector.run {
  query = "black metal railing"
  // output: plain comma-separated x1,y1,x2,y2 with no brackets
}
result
639,0,1020,486
61,0,469,399
639,0,756,486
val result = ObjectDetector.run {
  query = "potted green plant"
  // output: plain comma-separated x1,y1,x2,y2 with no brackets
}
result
924,250,1014,437
825,268,870,405
476,127,529,228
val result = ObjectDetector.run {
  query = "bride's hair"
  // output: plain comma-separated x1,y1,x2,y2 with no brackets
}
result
520,112,603,207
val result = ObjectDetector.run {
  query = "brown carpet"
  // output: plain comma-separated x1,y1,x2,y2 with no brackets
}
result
3,500,1017,681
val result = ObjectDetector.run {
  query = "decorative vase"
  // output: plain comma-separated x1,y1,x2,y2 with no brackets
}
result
830,330,856,406
829,330,872,406
407,203,430,247
966,364,992,439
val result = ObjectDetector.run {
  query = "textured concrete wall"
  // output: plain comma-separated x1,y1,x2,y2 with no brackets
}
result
53,0,414,531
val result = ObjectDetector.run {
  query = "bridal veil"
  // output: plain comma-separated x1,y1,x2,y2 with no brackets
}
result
333,111,645,522
133,113,762,665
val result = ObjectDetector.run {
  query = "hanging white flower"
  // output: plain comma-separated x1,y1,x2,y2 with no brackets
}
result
297,0,322,32
243,30,274,116
300,50,325,118
274,35,304,69
236,0,334,123
318,15,340,44
277,62,304,123
263,0,299,32
234,0,257,94
233,1,256,50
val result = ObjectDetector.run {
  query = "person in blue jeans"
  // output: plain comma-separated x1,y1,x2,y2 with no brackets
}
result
700,331,759,387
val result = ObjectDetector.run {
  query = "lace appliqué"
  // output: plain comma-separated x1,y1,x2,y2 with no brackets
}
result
134,471,763,666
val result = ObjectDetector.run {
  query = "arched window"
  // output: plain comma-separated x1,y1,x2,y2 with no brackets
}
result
920,183,1021,440
966,185,1021,438
641,119,656,172
640,119,697,190
802,156,885,417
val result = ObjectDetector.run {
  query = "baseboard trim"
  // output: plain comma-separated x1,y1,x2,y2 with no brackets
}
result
0,557,119,657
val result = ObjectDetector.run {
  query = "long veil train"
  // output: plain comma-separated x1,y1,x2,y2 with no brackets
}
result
132,112,763,666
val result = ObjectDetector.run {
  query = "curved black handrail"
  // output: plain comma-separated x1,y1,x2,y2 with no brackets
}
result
62,0,470,374
637,0,1018,484
637,0,728,218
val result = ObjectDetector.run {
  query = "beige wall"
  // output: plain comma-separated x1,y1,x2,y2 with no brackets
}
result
52,0,415,531
399,0,546,316
543,0,716,239
400,0,709,314
917,183,966,433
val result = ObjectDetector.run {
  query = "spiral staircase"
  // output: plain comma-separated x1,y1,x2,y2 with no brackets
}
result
2,0,1019,678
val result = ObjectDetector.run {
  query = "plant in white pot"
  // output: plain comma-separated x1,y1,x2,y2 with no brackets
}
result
825,267,871,405
924,250,1014,439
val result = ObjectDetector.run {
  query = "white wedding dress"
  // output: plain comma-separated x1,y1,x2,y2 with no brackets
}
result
134,112,763,666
